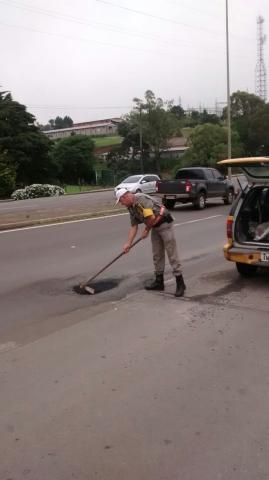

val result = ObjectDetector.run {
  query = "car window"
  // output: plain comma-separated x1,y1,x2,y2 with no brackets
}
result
175,169,205,180
142,176,150,182
148,175,159,181
205,170,214,180
122,175,142,183
212,169,223,179
242,165,269,178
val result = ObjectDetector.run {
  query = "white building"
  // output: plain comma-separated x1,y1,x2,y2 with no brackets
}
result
43,118,121,140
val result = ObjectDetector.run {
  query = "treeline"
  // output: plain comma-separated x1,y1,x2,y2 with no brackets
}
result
1,88,269,197
40,116,73,131
108,90,269,179
0,91,95,196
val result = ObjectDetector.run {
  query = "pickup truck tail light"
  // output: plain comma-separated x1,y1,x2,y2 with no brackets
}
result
185,181,192,193
226,216,234,240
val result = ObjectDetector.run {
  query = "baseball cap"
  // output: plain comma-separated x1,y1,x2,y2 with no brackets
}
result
115,188,129,205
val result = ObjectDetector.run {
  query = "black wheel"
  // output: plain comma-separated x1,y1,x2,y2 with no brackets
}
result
224,189,234,205
135,188,142,193
194,192,206,209
163,199,176,209
236,262,258,277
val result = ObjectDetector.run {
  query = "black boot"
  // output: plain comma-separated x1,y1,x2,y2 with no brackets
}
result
145,274,164,291
175,275,186,297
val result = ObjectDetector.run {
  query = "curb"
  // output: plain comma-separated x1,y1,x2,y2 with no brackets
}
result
0,208,126,231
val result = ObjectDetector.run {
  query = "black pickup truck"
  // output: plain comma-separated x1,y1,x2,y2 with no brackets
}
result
156,167,235,209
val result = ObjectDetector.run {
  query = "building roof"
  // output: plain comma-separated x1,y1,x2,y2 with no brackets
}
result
167,136,188,148
43,117,121,135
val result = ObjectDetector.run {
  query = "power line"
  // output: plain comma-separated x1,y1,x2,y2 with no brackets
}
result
0,0,225,53
0,21,181,58
0,22,229,63
0,0,254,57
96,0,255,42
96,0,226,37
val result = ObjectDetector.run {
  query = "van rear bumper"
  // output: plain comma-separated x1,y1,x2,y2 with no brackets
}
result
224,244,266,265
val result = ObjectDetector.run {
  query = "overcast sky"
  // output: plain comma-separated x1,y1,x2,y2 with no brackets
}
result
1,0,268,124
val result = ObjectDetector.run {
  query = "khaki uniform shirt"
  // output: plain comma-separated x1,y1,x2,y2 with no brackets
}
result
128,193,167,227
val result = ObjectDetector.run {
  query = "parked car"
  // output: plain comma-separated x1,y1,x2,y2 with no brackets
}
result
114,174,160,195
218,156,269,276
156,167,235,209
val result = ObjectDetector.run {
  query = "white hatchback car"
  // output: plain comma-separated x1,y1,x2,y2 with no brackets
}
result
114,174,160,195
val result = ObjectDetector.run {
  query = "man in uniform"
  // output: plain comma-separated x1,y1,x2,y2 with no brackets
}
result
115,188,186,297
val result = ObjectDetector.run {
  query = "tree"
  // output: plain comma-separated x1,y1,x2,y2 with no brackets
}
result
47,116,73,130
248,103,269,155
52,135,95,184
223,91,267,156
133,90,181,174
117,118,150,164
0,90,53,186
170,105,185,121
228,91,265,119
181,123,243,167
0,148,16,196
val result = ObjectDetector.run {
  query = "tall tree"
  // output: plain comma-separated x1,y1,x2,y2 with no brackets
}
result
0,147,16,196
181,123,243,167
52,135,95,184
133,90,181,174
0,90,52,185
47,116,74,130
222,91,267,155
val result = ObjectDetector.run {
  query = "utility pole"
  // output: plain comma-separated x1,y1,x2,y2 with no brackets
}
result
226,0,232,179
133,97,144,173
139,104,144,174
255,16,267,101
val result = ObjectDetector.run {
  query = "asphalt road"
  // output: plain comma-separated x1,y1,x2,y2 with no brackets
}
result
0,200,228,344
1,199,269,480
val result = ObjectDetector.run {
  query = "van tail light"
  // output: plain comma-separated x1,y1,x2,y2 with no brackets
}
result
226,216,234,240
185,181,192,193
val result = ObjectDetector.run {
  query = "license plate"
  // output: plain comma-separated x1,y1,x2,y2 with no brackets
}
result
261,251,269,262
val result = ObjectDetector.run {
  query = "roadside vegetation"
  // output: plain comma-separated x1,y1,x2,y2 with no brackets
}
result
92,136,123,148
1,88,269,198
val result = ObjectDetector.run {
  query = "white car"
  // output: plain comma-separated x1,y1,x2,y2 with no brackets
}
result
114,174,160,195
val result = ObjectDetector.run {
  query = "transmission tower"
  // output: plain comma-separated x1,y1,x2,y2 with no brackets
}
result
255,16,267,101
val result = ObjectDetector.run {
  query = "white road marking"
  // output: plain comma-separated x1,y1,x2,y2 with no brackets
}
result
0,212,128,234
0,213,223,235
174,214,223,227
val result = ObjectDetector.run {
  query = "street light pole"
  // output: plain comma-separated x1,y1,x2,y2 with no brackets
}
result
226,0,232,179
139,104,144,174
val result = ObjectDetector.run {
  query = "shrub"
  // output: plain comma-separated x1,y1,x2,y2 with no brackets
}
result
11,184,65,200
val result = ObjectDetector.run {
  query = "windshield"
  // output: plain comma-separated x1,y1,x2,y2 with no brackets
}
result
122,175,142,183
175,169,205,180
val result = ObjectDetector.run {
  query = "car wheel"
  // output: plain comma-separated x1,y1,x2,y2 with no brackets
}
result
194,192,206,209
224,189,234,205
135,189,142,193
236,262,258,277
163,199,175,209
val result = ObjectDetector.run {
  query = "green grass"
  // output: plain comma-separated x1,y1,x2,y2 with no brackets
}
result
93,136,123,148
64,185,111,194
